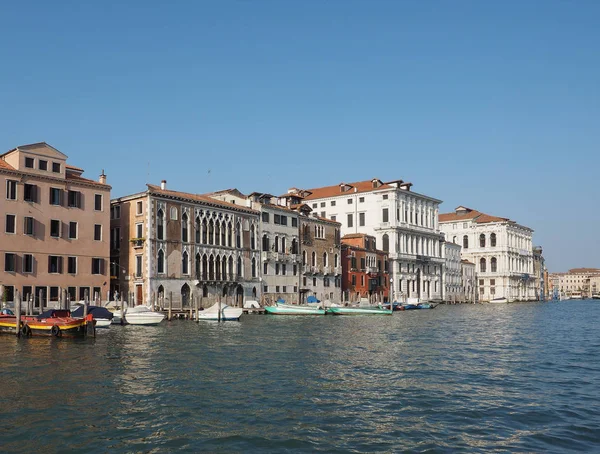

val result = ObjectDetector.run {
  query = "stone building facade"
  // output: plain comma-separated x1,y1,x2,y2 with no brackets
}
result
0,142,110,307
110,181,261,308
461,260,477,303
443,240,462,302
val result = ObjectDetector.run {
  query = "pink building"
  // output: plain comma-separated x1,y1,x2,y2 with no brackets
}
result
0,143,110,307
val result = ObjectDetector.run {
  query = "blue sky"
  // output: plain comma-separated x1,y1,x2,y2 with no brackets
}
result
1,1,598,272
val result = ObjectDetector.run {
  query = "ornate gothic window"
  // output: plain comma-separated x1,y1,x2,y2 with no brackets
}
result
157,209,165,240
157,249,165,274
463,235,469,249
491,233,497,247
480,234,486,248
480,257,486,273
491,257,497,272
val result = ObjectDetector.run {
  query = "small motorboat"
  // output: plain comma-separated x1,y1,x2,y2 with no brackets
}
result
124,306,165,325
327,306,392,315
0,309,94,338
265,303,326,315
71,305,113,328
489,297,508,304
198,303,243,321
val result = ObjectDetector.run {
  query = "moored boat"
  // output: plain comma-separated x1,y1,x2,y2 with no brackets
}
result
327,306,392,315
264,304,326,315
124,306,165,325
592,293,600,300
0,309,94,338
489,297,508,304
71,305,113,328
198,303,243,321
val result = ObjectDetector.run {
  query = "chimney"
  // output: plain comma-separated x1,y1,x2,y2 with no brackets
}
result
99,169,106,184
161,180,167,190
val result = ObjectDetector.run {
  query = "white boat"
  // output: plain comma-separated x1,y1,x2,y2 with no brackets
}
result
264,303,326,315
569,292,583,300
124,305,165,325
489,297,508,304
592,293,600,300
70,303,113,328
198,303,243,321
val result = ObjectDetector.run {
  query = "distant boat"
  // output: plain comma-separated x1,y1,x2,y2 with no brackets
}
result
489,297,508,304
198,303,243,321
265,304,326,315
591,293,600,300
569,292,583,300
327,306,392,316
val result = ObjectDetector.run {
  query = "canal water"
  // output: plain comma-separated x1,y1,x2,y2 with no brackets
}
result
1,300,600,453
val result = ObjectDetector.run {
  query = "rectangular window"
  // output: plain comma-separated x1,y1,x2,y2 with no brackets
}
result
382,208,389,223
24,216,34,235
24,184,37,202
280,215,287,226
25,157,34,168
361,258,366,270
262,212,269,223
69,222,77,239
490,279,496,286
282,286,287,293
347,198,353,204
4,253,16,272
6,180,17,200
276,286,280,293
312,203,317,208
320,202,325,207
5,214,16,233
91,258,104,275
274,214,281,224
94,194,103,211
48,256,63,274
52,162,61,173
136,256,142,277
293,264,297,275
39,160,47,170
282,264,286,275
23,254,33,273
275,263,280,275
359,212,365,226
68,190,81,208
321,211,325,218
114,205,121,219
136,201,143,215
383,194,388,200
359,197,364,203
331,215,336,221
94,224,102,241
50,219,61,238
263,262,268,275
68,256,77,274
49,187,62,205
291,218,297,227
351,274,356,286
136,223,143,239
347,214,353,228
331,201,336,206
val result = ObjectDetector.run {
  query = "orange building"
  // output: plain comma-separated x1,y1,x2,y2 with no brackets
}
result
341,233,390,303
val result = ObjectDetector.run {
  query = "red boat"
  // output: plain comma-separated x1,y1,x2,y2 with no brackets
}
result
0,309,95,338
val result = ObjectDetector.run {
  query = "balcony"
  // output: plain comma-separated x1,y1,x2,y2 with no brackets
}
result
322,266,331,275
130,238,145,249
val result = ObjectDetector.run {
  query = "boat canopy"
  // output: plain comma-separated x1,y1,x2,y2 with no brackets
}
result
276,298,286,303
37,309,71,320
306,296,320,303
71,305,114,320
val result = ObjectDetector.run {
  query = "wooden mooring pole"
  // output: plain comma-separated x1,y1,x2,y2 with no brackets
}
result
168,292,173,321
15,289,22,337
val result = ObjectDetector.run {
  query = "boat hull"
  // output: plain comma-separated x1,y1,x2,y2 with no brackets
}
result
0,314,93,338
124,314,166,325
327,307,392,315
264,306,326,315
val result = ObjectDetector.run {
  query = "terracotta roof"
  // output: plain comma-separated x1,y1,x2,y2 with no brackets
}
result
66,164,84,172
66,173,110,188
302,179,396,200
439,207,511,224
0,159,15,170
148,184,258,214
342,233,370,239
567,268,600,274
461,259,475,265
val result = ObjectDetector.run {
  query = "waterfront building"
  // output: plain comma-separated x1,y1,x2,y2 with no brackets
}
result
443,240,462,303
461,260,477,303
533,246,546,301
287,199,342,304
0,142,110,306
207,189,302,305
439,206,536,302
289,178,444,302
341,234,390,303
110,181,261,308
550,268,600,298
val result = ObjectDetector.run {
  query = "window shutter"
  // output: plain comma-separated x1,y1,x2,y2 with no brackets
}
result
48,256,52,273
100,258,105,275
58,256,63,274
76,191,81,208
59,190,64,206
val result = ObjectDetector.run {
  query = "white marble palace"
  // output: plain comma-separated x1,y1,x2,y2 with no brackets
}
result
439,206,537,302
290,178,444,302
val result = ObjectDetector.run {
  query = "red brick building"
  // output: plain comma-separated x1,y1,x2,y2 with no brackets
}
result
341,234,390,303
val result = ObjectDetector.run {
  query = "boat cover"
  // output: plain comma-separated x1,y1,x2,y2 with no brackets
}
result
37,309,72,319
71,306,114,320
306,296,320,303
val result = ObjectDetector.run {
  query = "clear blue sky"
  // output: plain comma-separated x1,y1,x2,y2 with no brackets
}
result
1,1,598,272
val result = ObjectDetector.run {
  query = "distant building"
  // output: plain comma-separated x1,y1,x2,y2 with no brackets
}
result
550,268,600,298
110,181,261,308
533,246,545,301
0,142,110,307
341,234,390,303
461,260,477,303
443,240,462,303
439,206,536,302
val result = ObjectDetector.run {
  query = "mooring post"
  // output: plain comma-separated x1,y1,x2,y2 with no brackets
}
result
15,289,22,337
62,288,68,311
190,294,194,320
38,289,44,315
168,292,173,321
218,295,222,322
84,289,89,318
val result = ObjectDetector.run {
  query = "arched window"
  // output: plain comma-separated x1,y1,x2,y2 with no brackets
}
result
195,253,201,279
228,256,234,280
157,209,165,240
274,236,279,252
382,234,389,252
281,237,286,253
311,251,316,266
182,213,188,243
236,223,241,248
202,219,208,244
262,234,269,251
208,221,214,245
480,257,486,273
491,257,497,272
228,222,233,247
491,233,497,247
215,255,221,280
463,235,469,249
202,254,208,280
222,256,227,281
291,239,298,254
214,222,220,246
195,217,201,243
182,250,189,274
452,236,457,244
221,221,226,246
157,249,165,274
480,234,486,248
209,255,215,280
334,254,338,268
250,225,256,250
302,250,307,264
323,252,328,267
251,257,256,277
237,257,242,277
